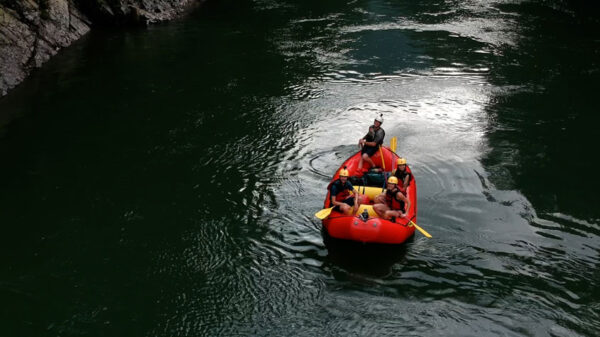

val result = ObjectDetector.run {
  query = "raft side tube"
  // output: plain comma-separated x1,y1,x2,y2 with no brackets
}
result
352,185,384,201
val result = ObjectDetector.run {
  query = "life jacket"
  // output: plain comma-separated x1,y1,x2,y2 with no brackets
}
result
394,168,412,191
384,188,405,211
331,179,352,201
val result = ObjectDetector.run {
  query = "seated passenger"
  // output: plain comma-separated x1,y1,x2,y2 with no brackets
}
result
329,167,360,215
391,157,412,193
358,114,385,172
373,176,410,222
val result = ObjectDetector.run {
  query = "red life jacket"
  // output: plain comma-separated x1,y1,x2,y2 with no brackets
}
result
393,168,412,192
336,189,351,201
385,188,405,211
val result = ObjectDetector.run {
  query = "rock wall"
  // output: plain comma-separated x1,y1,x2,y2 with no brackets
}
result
0,0,196,97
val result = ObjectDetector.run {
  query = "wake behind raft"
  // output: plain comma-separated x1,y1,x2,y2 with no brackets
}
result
316,139,431,244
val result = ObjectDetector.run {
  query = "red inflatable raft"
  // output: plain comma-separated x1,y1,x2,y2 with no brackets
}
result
322,146,417,244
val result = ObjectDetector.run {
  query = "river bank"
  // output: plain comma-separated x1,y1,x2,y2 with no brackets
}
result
0,0,200,98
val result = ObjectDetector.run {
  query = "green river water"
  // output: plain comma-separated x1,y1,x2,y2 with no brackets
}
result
1,0,599,336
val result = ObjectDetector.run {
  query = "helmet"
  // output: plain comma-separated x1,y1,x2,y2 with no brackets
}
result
374,114,383,124
397,158,407,165
387,176,398,184
339,168,349,177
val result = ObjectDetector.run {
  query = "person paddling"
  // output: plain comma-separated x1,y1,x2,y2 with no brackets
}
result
358,114,385,172
329,167,360,215
373,176,410,222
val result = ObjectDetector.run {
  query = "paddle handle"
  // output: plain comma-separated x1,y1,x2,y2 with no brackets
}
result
379,146,386,170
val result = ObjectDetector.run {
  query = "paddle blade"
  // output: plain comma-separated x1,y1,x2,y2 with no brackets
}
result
409,221,432,238
315,207,334,219
391,137,397,153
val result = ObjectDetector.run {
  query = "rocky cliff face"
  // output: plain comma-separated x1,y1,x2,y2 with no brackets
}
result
0,0,196,97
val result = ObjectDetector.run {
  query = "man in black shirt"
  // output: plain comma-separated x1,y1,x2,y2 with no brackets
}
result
329,167,360,215
358,114,385,172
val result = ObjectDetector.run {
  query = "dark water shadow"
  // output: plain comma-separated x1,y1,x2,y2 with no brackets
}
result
322,228,413,279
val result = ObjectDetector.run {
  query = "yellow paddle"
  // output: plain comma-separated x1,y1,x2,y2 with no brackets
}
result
390,136,397,153
315,207,334,220
379,146,386,170
408,221,432,238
